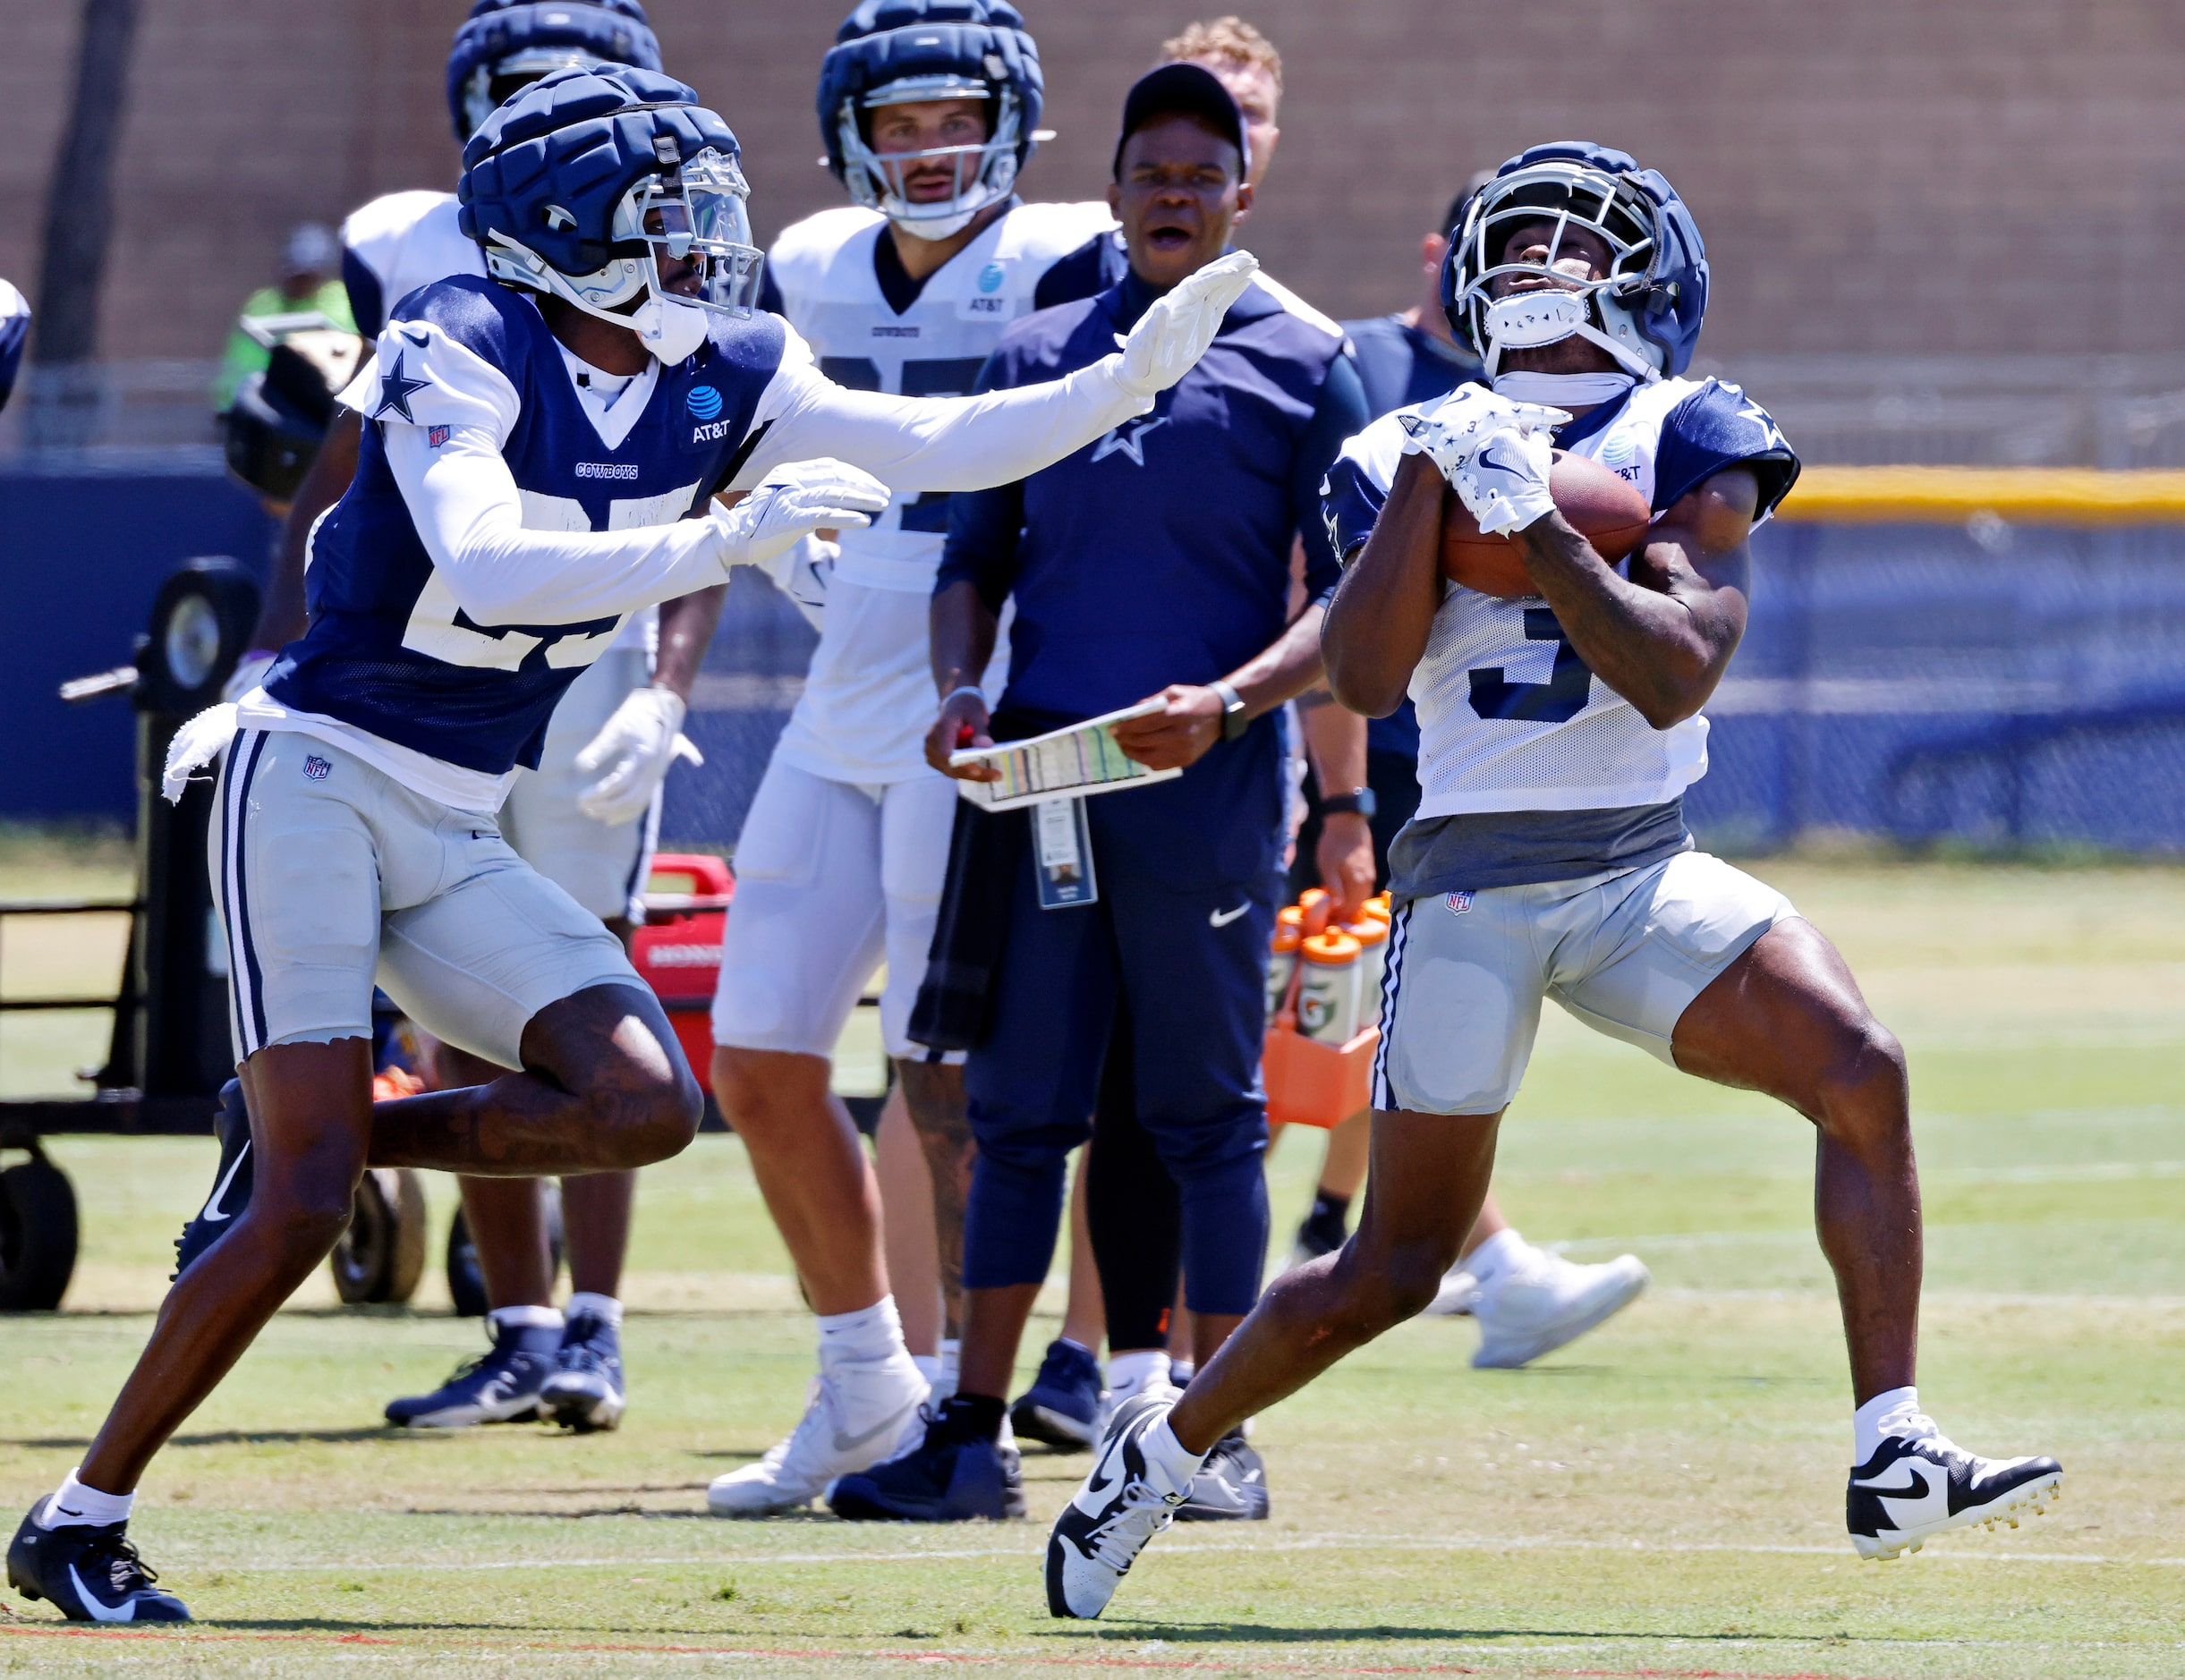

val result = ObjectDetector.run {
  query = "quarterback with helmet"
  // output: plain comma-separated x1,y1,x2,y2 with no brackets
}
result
5,64,1252,1625
701,0,1122,1518
1045,142,2062,1620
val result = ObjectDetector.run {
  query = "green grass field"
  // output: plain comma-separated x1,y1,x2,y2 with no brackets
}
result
4,844,2182,1676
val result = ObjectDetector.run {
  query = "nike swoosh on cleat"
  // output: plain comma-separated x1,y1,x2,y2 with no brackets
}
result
67,1564,134,1623
830,1412,909,1455
1209,904,1249,928
1853,1465,1931,1500
200,1140,251,1223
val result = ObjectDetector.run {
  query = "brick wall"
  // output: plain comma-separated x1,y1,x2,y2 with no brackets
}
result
4,0,2181,363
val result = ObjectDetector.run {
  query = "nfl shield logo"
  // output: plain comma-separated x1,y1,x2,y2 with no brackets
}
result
1445,890,1475,914
428,424,450,447
302,754,332,781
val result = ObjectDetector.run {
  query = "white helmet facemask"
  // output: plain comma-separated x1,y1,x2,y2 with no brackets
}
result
838,76,1025,242
483,145,766,366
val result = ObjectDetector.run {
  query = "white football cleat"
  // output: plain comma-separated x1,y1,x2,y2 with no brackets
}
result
707,1356,927,1517
1423,1262,1479,1317
1848,1422,2062,1561
1470,1250,1649,1368
1045,1392,1191,1619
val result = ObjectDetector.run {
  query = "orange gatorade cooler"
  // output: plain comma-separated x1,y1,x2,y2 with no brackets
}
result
1297,887,1334,937
1297,929,1362,1044
1340,915,1388,1012
1265,923,1301,1022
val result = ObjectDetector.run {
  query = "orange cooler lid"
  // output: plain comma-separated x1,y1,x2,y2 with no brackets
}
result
1277,905,1304,933
1339,918,1387,946
1271,925,1300,954
1301,930,1360,966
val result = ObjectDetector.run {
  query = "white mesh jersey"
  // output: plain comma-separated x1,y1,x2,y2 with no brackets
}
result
762,199,1118,783
1322,376,1798,816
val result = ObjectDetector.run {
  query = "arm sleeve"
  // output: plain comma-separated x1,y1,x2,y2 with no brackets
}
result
729,345,1149,496
383,422,735,626
936,352,1027,614
1291,352,1371,603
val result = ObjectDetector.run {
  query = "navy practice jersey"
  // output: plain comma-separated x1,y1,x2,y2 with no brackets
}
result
267,276,783,782
1322,376,1798,818
1339,314,1484,762
0,278,27,414
943,270,1367,888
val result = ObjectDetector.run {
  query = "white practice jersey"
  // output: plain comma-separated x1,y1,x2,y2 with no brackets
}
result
762,199,1118,783
1322,377,1799,817
341,189,663,658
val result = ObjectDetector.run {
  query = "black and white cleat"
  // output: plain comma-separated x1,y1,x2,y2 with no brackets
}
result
7,1505,190,1624
171,1078,252,1281
1847,1427,2062,1561
1045,1392,1191,1619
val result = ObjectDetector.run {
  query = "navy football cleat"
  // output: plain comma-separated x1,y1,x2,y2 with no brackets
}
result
8,1506,190,1624
1847,1425,2062,1560
385,1316,557,1429
171,1079,252,1281
1173,1428,1268,1521
827,1398,1026,1522
539,1309,625,1432
1009,1338,1102,1450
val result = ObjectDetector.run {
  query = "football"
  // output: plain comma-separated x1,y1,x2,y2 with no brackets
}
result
1440,450,1655,598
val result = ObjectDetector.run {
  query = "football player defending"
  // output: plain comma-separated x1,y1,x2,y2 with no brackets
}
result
702,0,1119,1517
5,64,1250,1625
180,0,702,1435
1046,143,2062,1620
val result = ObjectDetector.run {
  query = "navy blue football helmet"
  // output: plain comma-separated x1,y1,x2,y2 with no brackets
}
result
445,0,662,143
459,67,763,330
818,0,1045,240
1441,141,1708,381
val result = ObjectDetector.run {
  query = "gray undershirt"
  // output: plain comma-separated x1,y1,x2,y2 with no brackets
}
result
1386,800,1694,898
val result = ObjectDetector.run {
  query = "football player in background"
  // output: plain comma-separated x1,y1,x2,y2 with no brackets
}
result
6,63,1252,1625
704,0,1123,1518
1048,144,2063,1619
0,278,29,412
193,0,707,1437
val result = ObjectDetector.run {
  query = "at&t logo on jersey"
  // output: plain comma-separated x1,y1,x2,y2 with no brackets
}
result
685,385,723,420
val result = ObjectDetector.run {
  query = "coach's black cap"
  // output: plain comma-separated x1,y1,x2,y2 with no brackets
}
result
1112,62,1249,181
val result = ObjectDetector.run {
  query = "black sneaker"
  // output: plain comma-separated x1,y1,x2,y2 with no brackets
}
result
827,1397,1026,1522
539,1311,625,1433
1173,1428,1268,1521
8,1505,190,1624
171,1079,251,1281
384,1317,557,1429
1045,1391,1189,1619
1848,1423,2062,1560
1009,1338,1102,1450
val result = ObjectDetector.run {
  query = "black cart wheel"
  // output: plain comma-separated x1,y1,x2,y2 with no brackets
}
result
329,1167,427,1305
0,1153,80,1311
445,1183,564,1318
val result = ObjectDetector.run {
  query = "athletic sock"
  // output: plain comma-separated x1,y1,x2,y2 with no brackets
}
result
1465,1226,1531,1288
936,1337,961,1399
38,1470,132,1530
1169,1361,1195,1386
939,1392,1007,1443
1139,1416,1209,1498
1107,1348,1170,1398
1299,1190,1350,1250
488,1303,564,1354
1853,1386,1927,1464
564,1292,622,1328
816,1296,905,1369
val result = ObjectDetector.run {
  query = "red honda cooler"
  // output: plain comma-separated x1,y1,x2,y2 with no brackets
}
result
631,853,733,1077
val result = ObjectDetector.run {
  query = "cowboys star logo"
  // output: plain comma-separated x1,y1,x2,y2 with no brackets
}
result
1090,413,1169,467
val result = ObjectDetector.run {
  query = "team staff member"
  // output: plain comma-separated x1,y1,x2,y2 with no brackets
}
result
825,64,1366,1523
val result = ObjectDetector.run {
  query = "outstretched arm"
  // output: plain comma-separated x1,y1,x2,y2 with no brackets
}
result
1322,452,1446,718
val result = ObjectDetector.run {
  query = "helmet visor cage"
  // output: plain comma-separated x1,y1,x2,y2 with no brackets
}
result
1452,164,1661,345
618,150,766,316
838,84,1022,228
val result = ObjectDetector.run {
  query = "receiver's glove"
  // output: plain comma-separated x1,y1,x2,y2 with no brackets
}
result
574,684,702,826
715,459,890,570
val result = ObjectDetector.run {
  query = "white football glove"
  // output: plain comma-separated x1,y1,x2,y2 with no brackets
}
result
1452,420,1559,538
221,649,276,705
715,459,890,570
759,531,835,632
1396,386,1569,483
1111,250,1262,401
574,684,702,826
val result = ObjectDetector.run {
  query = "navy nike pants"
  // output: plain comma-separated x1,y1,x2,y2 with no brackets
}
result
960,830,1277,1316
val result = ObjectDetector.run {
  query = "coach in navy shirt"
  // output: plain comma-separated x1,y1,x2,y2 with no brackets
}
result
825,64,1366,1522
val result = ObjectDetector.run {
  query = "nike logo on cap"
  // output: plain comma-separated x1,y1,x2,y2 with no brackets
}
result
1209,904,1249,928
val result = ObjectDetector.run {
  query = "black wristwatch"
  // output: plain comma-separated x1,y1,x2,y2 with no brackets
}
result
1322,787,1378,819
1210,679,1250,742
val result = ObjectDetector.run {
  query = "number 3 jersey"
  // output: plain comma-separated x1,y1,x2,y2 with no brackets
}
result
1322,377,1800,819
760,199,1117,783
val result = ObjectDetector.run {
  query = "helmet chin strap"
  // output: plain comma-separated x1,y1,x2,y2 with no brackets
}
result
1482,289,1659,383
